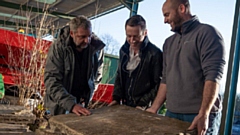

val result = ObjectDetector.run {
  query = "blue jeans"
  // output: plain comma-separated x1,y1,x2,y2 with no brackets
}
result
166,110,221,135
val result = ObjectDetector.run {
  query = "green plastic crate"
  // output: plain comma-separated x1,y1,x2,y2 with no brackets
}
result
0,74,5,99
101,54,119,84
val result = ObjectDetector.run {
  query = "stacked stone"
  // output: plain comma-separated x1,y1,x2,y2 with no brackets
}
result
0,104,36,134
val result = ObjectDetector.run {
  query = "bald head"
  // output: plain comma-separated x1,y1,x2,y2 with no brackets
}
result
164,0,190,11
162,0,192,32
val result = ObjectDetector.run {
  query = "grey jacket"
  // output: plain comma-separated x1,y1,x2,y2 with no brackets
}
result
44,26,105,115
162,16,225,113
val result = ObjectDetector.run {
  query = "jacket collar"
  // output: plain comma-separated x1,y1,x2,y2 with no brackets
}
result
174,15,200,34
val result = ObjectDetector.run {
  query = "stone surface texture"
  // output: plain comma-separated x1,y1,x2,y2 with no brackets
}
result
49,105,191,135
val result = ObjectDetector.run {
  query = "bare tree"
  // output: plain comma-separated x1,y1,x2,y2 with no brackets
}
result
2,4,54,114
100,33,120,55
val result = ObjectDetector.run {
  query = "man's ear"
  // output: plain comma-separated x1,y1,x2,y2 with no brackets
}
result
70,31,74,38
178,4,186,13
144,29,148,36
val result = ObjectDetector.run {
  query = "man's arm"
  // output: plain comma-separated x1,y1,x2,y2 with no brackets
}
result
146,83,167,113
188,80,219,135
200,81,219,120
44,42,76,112
188,26,225,134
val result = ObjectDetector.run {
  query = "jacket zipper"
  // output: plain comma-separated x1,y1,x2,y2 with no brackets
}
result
120,51,129,85
131,56,144,105
130,51,144,106
87,47,92,81
127,78,133,103
120,50,130,103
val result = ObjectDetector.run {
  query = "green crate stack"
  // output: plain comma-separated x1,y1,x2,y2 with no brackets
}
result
101,54,119,84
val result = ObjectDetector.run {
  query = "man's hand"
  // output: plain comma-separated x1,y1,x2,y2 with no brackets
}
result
136,106,143,110
188,114,209,135
108,100,119,106
72,104,91,116
146,107,158,114
136,106,147,110
188,81,218,135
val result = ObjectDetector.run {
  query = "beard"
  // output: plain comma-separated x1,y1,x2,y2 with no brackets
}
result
171,10,184,32
74,38,89,49
76,44,88,49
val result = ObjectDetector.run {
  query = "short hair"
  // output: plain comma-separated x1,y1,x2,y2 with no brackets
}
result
69,15,92,32
169,0,190,9
125,15,146,31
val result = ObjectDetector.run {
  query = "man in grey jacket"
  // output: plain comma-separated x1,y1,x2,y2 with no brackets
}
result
147,0,225,135
44,16,105,116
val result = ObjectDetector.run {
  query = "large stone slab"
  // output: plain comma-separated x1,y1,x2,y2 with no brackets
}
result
49,105,191,135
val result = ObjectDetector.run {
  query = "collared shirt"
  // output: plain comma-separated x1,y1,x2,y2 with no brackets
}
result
126,47,141,74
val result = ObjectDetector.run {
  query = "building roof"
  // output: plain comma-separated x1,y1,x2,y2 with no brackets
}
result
0,0,142,31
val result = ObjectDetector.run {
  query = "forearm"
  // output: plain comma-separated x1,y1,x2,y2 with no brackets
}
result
44,57,76,111
150,83,167,112
45,76,76,111
199,80,219,116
